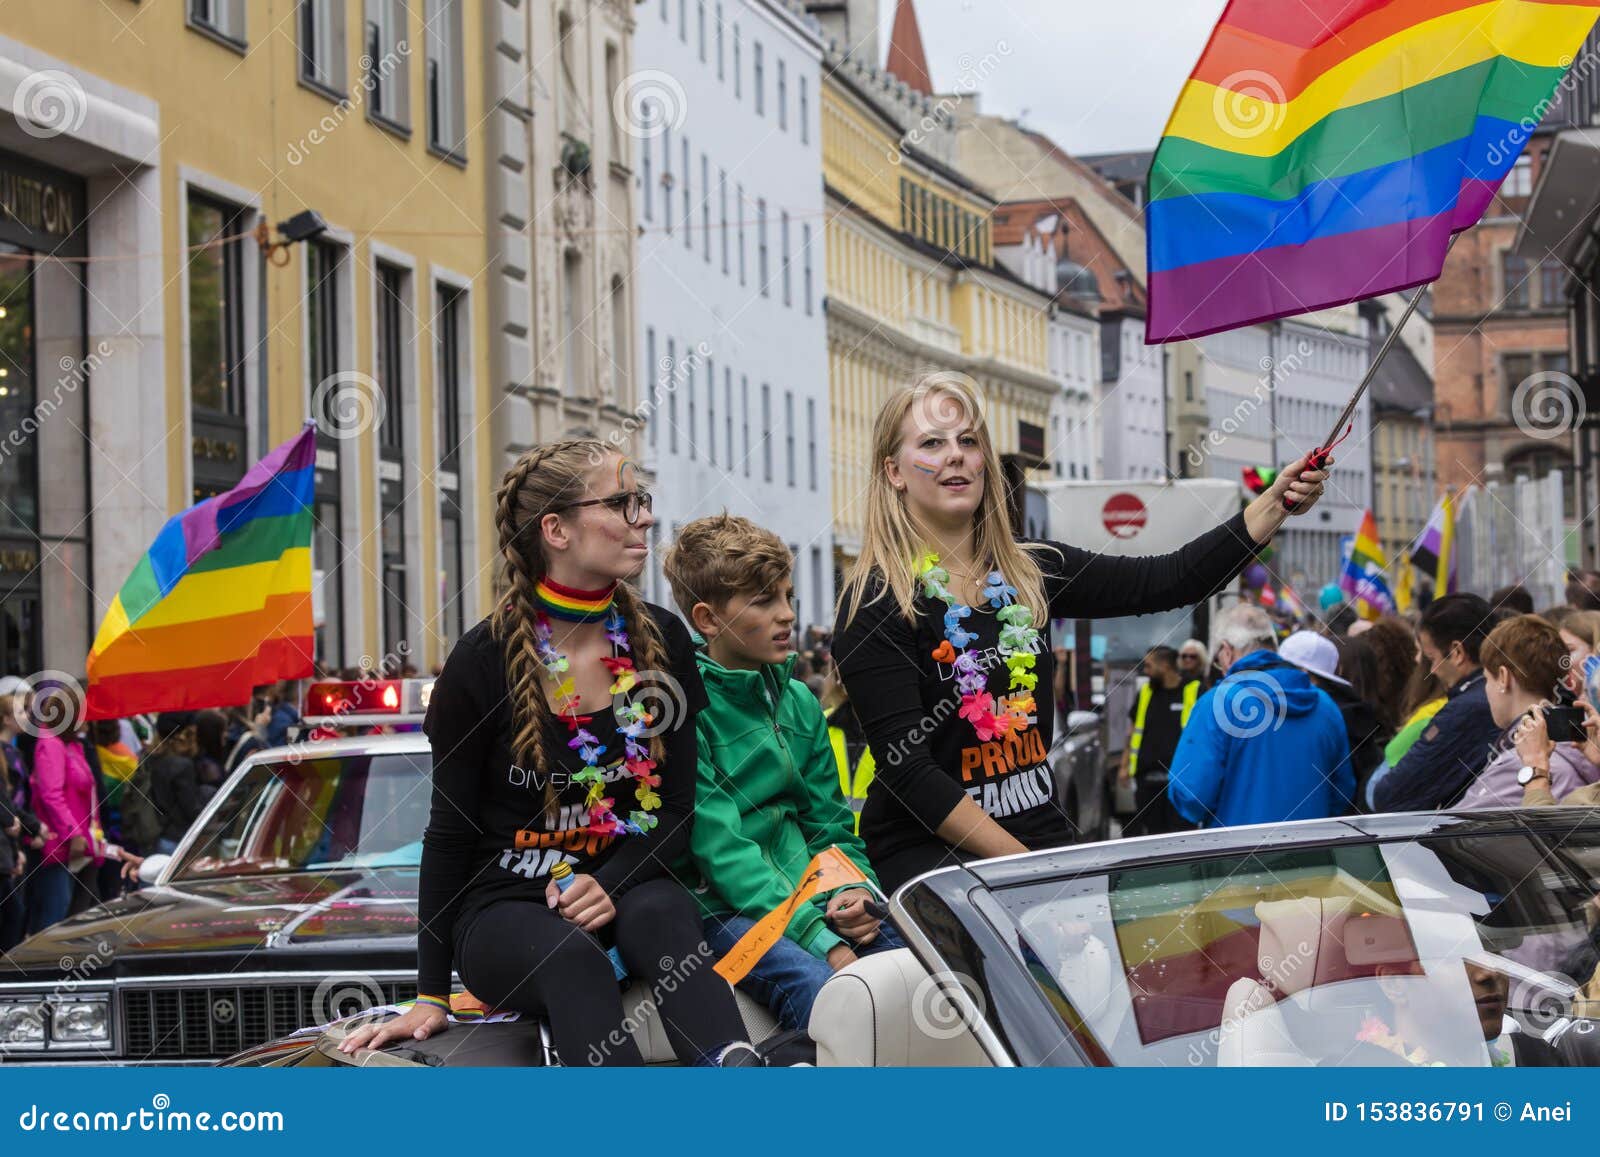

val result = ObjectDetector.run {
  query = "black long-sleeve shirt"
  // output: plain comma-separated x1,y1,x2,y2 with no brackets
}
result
416,605,707,997
1371,672,1500,812
832,513,1261,867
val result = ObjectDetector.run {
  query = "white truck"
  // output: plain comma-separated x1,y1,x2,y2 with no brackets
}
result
1036,478,1247,766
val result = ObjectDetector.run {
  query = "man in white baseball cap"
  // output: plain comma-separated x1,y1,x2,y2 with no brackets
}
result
1277,631,1350,688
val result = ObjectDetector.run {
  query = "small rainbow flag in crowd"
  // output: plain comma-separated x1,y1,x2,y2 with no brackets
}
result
1340,510,1396,618
1410,491,1457,596
1280,583,1307,619
1145,0,1600,342
85,425,316,719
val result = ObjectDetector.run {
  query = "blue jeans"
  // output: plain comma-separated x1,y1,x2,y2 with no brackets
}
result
703,912,905,1032
26,863,74,936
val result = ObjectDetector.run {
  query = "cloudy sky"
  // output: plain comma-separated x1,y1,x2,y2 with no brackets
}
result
877,0,1230,156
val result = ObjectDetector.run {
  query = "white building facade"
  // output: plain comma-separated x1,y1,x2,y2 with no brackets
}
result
1099,314,1166,481
633,0,833,632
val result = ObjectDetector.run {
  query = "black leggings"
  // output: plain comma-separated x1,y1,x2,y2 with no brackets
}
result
456,877,747,1066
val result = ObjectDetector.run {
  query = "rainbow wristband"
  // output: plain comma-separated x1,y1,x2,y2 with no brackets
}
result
414,994,451,1012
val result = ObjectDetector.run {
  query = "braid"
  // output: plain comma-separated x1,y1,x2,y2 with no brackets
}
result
492,447,562,816
611,581,668,765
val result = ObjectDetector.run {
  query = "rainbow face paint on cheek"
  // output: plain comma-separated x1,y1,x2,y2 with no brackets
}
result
912,456,940,475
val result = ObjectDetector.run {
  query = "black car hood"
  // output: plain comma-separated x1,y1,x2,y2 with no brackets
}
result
0,866,421,982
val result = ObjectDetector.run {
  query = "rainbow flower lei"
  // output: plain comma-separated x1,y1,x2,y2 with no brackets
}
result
917,553,1040,742
532,607,660,836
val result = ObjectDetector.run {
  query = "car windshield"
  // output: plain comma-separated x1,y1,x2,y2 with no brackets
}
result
172,751,431,880
997,830,1600,1067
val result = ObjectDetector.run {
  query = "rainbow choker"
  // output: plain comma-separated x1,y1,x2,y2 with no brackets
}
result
535,578,619,623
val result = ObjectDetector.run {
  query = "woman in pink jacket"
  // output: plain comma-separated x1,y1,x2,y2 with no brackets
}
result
26,725,104,934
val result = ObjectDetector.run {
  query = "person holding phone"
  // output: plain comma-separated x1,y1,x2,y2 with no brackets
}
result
1457,614,1600,809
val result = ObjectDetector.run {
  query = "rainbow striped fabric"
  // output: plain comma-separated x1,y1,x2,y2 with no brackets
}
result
85,425,315,719
1340,509,1396,616
1146,0,1600,342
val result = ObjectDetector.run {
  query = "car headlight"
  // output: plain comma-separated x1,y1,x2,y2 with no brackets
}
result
51,998,111,1046
0,999,47,1049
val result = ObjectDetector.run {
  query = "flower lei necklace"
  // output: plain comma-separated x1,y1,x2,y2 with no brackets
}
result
917,553,1040,742
531,607,661,836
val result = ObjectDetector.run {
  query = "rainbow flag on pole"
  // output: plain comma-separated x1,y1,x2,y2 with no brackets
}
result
1146,0,1600,342
85,425,316,719
1340,510,1396,618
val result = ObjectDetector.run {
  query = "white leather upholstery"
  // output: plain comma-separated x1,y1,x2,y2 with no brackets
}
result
1216,977,1312,1067
625,981,779,1064
809,948,992,1066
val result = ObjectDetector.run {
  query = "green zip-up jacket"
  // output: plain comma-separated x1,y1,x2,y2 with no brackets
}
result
678,649,879,960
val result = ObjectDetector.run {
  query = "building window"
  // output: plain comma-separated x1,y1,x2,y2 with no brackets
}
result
307,240,344,666
725,369,734,472
667,337,678,452
810,546,822,628
716,3,725,79
189,0,247,47
1502,250,1531,309
742,375,751,476
738,183,747,285
606,42,622,162
707,357,716,465
762,383,773,481
298,0,346,94
682,137,692,250
437,284,466,645
375,262,411,658
803,223,813,314
610,275,628,407
662,122,673,232
687,359,696,461
778,58,787,131
781,210,791,306
734,25,742,99
754,41,765,115
1502,353,1535,414
646,327,658,446
187,195,249,420
698,0,706,60
1184,369,1194,401
720,169,729,273
365,0,410,129
758,198,769,296
307,240,342,423
425,0,465,159
702,154,711,262
785,390,795,486
800,76,809,144
679,0,686,40
1539,258,1567,309
806,396,816,490
563,249,587,396
1506,155,1533,198
641,105,654,221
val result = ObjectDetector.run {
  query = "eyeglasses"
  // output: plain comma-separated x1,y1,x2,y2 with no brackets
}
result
557,489,654,525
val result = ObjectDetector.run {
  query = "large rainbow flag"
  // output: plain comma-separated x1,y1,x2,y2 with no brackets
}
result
85,425,316,719
1340,509,1396,618
1146,0,1600,342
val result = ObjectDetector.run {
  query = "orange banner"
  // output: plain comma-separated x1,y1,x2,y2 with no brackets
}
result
712,847,872,984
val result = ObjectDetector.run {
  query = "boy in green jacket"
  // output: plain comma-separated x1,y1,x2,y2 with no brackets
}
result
664,514,900,1032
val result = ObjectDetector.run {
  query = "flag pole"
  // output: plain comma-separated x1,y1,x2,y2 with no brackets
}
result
1284,232,1463,510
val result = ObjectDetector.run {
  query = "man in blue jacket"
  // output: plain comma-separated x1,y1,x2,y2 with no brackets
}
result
1168,606,1352,828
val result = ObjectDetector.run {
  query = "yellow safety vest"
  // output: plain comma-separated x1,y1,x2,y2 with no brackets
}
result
1127,679,1199,777
828,724,875,835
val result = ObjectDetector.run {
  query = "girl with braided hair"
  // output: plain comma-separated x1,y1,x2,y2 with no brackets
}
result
341,441,758,1066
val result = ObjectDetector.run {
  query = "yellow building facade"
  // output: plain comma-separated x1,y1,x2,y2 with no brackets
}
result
0,0,492,679
821,58,1055,562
